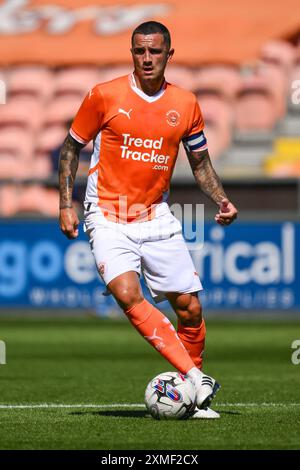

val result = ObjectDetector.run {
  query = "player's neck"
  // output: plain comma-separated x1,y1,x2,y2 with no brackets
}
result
133,72,165,96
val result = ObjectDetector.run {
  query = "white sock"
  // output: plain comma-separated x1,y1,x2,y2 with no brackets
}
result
186,366,204,384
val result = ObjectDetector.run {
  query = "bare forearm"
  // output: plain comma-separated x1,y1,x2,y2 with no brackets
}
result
58,134,81,209
188,149,227,205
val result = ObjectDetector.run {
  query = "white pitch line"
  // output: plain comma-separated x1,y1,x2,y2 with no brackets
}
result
217,403,300,407
0,404,145,409
0,403,300,410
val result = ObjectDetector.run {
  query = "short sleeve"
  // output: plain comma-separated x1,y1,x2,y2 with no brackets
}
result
70,86,105,145
182,97,207,152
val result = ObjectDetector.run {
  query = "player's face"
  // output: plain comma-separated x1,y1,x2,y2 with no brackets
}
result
131,33,173,83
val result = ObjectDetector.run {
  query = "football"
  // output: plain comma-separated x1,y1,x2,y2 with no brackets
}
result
145,371,196,420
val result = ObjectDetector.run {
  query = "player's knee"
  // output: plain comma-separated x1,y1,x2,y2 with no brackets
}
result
176,294,202,326
116,286,144,311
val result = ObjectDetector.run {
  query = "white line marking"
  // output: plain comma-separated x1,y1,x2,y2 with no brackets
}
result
0,404,144,409
0,403,299,410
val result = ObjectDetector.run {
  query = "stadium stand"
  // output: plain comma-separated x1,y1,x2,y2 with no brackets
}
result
193,66,241,100
0,31,300,215
53,67,100,98
234,75,278,131
7,66,54,101
43,95,82,127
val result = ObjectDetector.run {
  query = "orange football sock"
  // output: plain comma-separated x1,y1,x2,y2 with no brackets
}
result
125,299,195,374
177,319,206,370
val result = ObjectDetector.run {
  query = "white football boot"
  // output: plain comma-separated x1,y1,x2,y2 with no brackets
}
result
186,367,221,410
191,407,220,419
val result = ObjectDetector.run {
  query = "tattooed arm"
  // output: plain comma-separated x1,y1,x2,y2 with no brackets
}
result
185,147,238,225
58,133,84,239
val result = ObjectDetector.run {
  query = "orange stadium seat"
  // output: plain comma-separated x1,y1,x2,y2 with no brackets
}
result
37,125,67,154
0,127,34,160
43,96,82,126
7,66,54,100
198,92,233,126
290,61,300,84
193,66,241,100
53,67,100,98
0,184,20,216
17,185,59,216
0,128,34,179
257,40,296,118
204,122,231,161
0,70,7,104
259,40,296,75
99,65,133,83
197,93,233,159
34,125,67,178
0,96,43,131
165,66,195,91
256,63,289,118
31,156,52,179
234,75,278,131
0,156,30,180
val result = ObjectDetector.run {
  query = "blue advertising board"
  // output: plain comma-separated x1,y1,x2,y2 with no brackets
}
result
0,220,299,312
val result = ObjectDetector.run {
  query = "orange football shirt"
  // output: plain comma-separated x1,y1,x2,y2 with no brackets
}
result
70,74,205,222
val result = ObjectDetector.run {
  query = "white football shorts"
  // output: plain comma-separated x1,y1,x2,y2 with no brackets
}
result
84,202,202,303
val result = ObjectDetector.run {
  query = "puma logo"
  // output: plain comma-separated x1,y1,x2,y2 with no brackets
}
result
118,108,132,119
145,328,163,342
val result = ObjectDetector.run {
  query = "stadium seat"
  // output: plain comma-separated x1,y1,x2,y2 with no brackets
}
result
0,155,31,180
32,153,53,179
0,128,34,179
234,75,278,131
37,125,67,154
204,122,231,162
17,185,59,216
256,63,289,118
0,96,43,131
197,93,233,159
165,66,195,91
264,157,300,177
0,127,34,160
264,137,300,177
0,184,20,216
34,125,68,178
259,40,296,75
7,66,54,100
0,70,7,104
193,66,241,99
99,65,133,83
43,96,82,126
258,41,296,118
198,92,233,126
53,67,100,98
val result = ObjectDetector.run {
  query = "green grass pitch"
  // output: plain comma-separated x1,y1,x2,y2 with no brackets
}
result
0,316,299,450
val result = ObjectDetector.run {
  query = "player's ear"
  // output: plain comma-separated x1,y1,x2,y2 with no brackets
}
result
167,48,174,61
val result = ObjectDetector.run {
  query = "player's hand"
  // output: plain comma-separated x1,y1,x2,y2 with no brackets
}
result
215,198,238,226
59,207,79,239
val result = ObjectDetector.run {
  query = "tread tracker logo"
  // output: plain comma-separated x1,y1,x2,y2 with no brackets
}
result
120,133,170,171
0,1,170,35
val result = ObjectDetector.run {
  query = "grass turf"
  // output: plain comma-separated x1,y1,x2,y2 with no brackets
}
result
0,316,299,450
